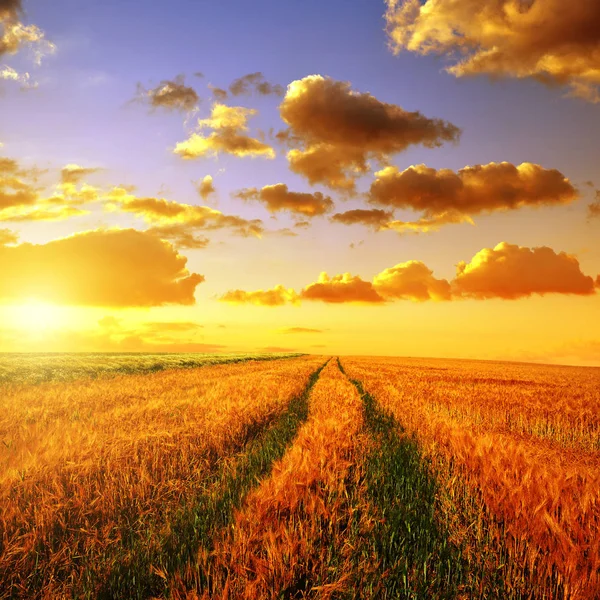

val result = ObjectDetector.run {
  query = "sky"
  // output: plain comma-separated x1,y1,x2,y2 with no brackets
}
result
1,0,600,365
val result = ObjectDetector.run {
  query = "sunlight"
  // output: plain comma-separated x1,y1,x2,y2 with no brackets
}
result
11,299,64,332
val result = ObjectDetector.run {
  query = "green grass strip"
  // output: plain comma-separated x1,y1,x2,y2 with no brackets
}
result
339,358,467,599
0,352,306,386
93,359,328,600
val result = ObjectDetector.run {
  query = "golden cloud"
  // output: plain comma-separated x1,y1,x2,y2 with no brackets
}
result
331,208,394,229
61,164,102,185
0,227,17,245
135,75,200,112
145,225,210,250
279,75,460,190
220,242,597,306
220,285,299,307
0,228,204,306
301,272,385,304
370,162,577,230
0,156,38,210
197,174,216,201
385,0,600,102
453,242,596,299
236,183,334,217
0,157,102,222
110,192,264,243
229,72,284,97
0,0,54,63
373,260,451,301
174,103,275,159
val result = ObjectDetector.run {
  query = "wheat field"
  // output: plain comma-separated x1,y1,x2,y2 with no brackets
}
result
0,353,598,599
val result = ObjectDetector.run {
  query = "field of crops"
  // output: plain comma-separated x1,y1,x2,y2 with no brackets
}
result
0,353,598,599
0,352,303,386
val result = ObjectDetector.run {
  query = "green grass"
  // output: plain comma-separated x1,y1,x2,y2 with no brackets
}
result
339,358,467,599
0,352,305,386
85,359,329,600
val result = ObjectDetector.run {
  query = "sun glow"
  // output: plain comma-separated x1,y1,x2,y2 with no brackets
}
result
10,299,65,332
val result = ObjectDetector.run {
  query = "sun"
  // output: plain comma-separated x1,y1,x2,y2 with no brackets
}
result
11,299,65,333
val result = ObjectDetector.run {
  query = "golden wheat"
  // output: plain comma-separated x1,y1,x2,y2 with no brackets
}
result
0,356,324,598
341,356,600,599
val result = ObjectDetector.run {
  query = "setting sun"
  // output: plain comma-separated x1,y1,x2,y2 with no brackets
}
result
10,299,65,332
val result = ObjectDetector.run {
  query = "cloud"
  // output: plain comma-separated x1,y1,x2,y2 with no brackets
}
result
196,174,215,201
145,225,210,250
0,228,204,306
220,242,597,306
301,272,385,304
61,164,102,185
331,208,394,229
453,242,596,299
0,64,35,88
229,72,284,97
385,0,600,103
108,190,264,245
141,320,203,334
135,75,200,112
279,75,460,190
589,191,600,219
0,227,17,245
220,285,299,307
1,205,88,222
278,327,324,334
373,260,452,301
236,183,334,217
369,162,577,230
0,156,38,210
174,103,275,159
0,0,54,63
209,85,228,101
0,157,102,222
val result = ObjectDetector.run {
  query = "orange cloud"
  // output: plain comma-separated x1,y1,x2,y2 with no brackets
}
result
453,242,596,299
370,162,577,230
301,272,385,304
197,174,216,201
386,0,600,102
331,208,394,229
373,261,452,301
236,183,334,217
220,242,597,307
220,285,299,307
589,191,600,219
0,228,204,306
279,75,460,190
229,72,284,97
135,74,200,112
174,103,275,159
109,192,264,245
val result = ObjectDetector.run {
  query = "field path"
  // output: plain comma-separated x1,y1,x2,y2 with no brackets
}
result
193,357,368,599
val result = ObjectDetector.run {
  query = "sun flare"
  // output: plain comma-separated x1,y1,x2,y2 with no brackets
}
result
10,299,65,332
